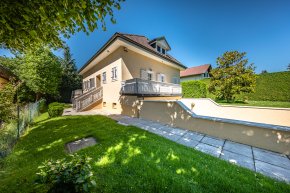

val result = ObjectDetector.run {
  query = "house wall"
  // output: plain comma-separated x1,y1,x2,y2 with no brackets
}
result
139,100,290,155
82,47,123,112
121,48,180,83
0,77,8,89
180,74,205,82
81,46,182,113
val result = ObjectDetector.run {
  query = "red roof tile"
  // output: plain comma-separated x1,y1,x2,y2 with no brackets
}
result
180,64,211,77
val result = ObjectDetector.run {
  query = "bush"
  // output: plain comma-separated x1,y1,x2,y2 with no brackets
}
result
181,80,208,98
36,154,96,193
48,102,63,109
48,106,64,118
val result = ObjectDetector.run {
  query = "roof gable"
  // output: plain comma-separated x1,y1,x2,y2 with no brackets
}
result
180,64,211,77
79,33,186,73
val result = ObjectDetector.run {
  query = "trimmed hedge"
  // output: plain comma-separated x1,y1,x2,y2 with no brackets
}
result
181,80,207,98
240,71,290,102
48,102,64,117
200,71,290,102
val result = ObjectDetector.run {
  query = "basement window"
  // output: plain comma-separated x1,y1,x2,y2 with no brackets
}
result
112,103,117,109
103,102,106,107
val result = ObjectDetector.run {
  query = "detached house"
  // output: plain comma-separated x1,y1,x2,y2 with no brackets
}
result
74,33,186,116
180,64,211,82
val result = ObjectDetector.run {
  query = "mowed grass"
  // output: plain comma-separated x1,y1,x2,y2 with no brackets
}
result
217,100,290,108
0,113,289,193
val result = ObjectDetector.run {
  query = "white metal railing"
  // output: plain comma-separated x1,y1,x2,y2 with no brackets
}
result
72,87,103,112
121,78,182,96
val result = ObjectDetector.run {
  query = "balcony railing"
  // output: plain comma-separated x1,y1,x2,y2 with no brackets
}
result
121,78,182,96
72,87,103,112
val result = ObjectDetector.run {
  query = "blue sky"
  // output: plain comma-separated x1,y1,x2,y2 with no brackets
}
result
1,0,290,73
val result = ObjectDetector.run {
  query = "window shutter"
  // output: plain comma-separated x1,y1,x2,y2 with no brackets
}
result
140,69,147,80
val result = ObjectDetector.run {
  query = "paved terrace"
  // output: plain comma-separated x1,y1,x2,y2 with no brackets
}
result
63,108,290,183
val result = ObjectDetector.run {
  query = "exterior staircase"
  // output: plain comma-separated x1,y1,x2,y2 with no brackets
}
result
72,87,103,112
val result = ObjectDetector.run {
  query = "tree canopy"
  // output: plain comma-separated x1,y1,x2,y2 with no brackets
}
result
209,51,256,102
0,0,124,51
18,47,62,100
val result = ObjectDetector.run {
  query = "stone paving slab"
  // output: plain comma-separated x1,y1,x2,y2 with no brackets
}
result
162,132,182,142
255,160,290,183
65,137,97,153
177,137,199,148
183,131,204,141
170,127,188,136
201,136,225,148
223,141,253,158
221,150,255,171
253,147,290,170
195,143,222,157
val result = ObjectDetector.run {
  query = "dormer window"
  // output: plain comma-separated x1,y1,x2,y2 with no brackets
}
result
157,45,161,53
162,48,166,54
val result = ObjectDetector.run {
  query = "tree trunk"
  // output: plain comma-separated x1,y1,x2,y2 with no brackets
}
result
36,93,41,101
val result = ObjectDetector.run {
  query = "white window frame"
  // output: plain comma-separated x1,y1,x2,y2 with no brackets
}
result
147,70,153,81
111,67,117,81
102,72,107,84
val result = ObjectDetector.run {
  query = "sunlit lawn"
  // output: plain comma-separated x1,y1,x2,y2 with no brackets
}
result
0,113,289,193
217,100,290,108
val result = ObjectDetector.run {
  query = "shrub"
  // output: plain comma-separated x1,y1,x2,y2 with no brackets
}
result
48,106,64,117
36,154,96,193
48,102,64,118
181,80,207,98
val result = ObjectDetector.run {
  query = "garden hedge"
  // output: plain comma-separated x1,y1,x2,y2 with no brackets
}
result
181,80,207,98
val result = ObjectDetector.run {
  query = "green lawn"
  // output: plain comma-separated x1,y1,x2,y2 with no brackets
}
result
217,100,290,108
0,113,289,193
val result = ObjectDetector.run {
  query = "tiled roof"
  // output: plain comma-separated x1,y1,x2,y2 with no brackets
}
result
180,64,211,77
79,33,186,72
118,33,183,66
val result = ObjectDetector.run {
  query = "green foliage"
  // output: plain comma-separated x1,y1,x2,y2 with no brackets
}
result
38,99,47,113
181,80,207,98
240,71,290,102
209,51,256,102
18,47,62,99
0,0,124,51
59,46,82,103
0,120,17,158
36,154,96,193
48,103,64,117
0,81,17,123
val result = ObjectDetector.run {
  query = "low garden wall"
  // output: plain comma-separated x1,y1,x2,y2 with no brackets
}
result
139,100,290,155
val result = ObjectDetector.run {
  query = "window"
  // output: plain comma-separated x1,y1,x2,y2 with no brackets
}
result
89,78,95,88
112,103,117,109
157,73,165,82
103,102,106,107
157,45,161,53
102,72,107,84
148,73,152,81
111,67,117,81
162,48,166,54
172,77,179,84
204,72,209,77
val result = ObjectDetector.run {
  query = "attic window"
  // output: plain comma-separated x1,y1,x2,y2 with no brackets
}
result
157,45,161,53
162,48,166,54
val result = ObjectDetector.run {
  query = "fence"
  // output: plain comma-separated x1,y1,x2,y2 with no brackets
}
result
0,100,41,158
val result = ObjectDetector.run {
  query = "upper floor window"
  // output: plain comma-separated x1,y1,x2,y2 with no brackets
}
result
89,78,95,88
157,45,161,53
162,48,166,54
102,72,107,84
157,73,165,82
172,77,180,84
111,67,117,81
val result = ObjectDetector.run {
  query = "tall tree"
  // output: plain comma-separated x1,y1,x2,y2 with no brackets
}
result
59,46,82,102
209,51,256,102
18,47,62,100
0,0,124,51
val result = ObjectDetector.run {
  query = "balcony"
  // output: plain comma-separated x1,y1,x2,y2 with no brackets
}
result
121,78,182,96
